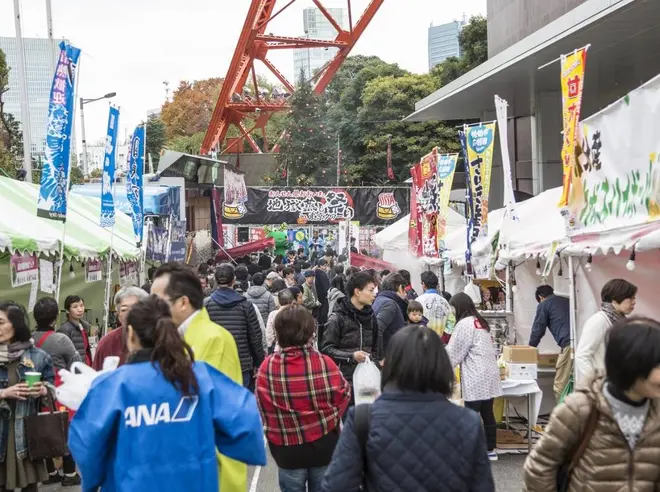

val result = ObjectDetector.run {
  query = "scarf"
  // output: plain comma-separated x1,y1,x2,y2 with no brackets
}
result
0,340,33,364
601,302,625,327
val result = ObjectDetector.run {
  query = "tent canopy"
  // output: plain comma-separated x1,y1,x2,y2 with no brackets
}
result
0,177,140,260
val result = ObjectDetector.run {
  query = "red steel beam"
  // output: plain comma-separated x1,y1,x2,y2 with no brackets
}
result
201,0,385,155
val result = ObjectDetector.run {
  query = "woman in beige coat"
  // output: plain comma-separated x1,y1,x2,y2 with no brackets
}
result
524,317,660,491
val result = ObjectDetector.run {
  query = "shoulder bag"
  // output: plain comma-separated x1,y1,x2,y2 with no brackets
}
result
355,403,372,491
556,405,599,492
24,392,70,460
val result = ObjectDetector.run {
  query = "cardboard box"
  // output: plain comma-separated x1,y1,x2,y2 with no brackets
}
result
538,352,559,367
502,345,538,364
497,429,525,445
506,362,538,381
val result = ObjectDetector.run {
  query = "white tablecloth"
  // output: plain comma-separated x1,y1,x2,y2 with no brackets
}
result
501,379,542,427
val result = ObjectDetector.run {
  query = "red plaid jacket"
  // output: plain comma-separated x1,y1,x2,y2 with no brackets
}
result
256,343,350,447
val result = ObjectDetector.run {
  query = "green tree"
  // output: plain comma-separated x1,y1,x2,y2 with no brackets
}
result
145,114,166,166
167,132,205,154
275,72,334,185
69,162,84,186
0,48,23,179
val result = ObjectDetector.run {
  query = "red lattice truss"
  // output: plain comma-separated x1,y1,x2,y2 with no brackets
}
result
201,0,385,155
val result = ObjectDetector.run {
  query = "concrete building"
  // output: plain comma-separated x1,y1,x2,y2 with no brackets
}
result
79,140,130,174
0,36,60,157
428,20,464,70
408,0,659,210
293,7,349,83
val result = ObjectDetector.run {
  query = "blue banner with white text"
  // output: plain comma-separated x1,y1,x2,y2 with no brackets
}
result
100,106,120,227
126,126,145,245
37,41,81,221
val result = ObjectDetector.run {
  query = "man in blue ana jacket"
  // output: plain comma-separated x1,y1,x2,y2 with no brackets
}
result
528,285,572,400
68,357,267,492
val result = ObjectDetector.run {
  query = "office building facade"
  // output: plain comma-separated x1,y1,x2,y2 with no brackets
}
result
293,7,349,84
428,20,464,70
0,37,60,157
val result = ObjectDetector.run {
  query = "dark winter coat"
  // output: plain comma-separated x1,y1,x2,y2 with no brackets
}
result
205,288,265,373
321,389,495,492
245,285,277,323
372,291,407,354
58,319,92,363
321,297,380,383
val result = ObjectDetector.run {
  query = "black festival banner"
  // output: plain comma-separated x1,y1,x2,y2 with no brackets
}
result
220,187,410,225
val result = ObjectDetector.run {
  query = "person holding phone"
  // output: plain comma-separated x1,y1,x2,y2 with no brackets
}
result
0,302,54,492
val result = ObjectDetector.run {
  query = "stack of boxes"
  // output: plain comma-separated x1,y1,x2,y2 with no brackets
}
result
502,346,538,381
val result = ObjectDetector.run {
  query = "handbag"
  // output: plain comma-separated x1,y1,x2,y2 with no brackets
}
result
24,392,70,460
556,405,599,491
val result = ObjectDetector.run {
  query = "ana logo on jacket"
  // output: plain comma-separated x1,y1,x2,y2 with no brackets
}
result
124,396,199,428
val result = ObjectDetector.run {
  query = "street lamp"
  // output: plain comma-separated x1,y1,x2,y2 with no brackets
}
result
80,92,117,177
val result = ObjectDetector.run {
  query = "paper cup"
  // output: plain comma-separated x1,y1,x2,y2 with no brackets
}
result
24,372,41,387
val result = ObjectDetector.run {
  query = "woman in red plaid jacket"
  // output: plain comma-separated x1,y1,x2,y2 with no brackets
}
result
255,305,351,492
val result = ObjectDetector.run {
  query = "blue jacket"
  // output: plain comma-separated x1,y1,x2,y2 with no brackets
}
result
321,389,494,492
0,346,54,460
69,355,267,492
529,294,571,349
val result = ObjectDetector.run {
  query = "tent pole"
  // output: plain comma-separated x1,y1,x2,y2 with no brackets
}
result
102,220,116,337
567,255,578,381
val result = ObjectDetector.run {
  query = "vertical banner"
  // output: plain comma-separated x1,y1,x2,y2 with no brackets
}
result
411,148,440,258
169,221,187,262
494,96,515,207
211,188,224,249
386,135,395,181
558,46,588,207
465,122,497,242
458,130,473,269
436,153,459,250
100,106,120,227
126,126,145,245
37,41,81,221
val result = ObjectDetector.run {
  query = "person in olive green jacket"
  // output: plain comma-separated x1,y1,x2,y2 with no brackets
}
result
151,263,250,492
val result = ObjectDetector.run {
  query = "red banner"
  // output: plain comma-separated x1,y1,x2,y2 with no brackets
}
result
411,148,440,258
409,164,423,257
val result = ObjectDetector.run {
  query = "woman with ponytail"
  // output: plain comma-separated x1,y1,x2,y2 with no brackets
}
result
68,296,266,492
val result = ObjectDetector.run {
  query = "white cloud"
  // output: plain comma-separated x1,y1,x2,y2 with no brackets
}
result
0,0,485,150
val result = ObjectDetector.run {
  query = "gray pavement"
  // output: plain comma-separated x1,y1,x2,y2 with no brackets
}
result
42,453,526,491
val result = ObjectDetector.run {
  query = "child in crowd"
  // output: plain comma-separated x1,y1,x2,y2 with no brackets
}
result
407,301,428,326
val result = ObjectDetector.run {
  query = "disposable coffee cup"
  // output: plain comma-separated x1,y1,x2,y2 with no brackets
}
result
24,372,41,388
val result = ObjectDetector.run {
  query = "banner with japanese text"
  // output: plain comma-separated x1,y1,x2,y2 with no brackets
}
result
437,153,458,250
10,253,38,288
37,42,81,221
558,47,588,207
565,73,660,237
411,148,439,258
100,106,120,227
458,130,473,268
465,123,497,243
126,126,145,245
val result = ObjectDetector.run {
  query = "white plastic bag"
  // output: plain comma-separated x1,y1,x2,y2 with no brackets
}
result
56,357,120,410
353,356,381,405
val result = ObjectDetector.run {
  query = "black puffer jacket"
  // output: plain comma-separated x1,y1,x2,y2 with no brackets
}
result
205,287,265,373
58,319,92,362
321,297,380,383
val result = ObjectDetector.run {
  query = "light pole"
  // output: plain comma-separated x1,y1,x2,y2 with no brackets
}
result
14,0,33,182
80,92,116,177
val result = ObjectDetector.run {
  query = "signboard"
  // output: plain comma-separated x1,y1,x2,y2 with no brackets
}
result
85,259,103,283
221,187,409,225
565,74,660,236
169,220,187,262
147,226,168,262
10,253,38,288
119,262,139,285
39,259,54,294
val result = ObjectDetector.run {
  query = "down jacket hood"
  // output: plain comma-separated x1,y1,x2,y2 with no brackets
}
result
246,285,268,299
210,287,246,308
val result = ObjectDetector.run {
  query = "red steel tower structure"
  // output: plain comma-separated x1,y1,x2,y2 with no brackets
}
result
201,0,385,155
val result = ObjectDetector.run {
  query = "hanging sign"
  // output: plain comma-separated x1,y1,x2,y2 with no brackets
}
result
558,47,588,208
565,73,660,237
10,253,38,288
39,259,54,294
86,259,103,283
465,123,497,243
437,153,459,250
37,42,81,221
169,221,187,263
221,187,408,225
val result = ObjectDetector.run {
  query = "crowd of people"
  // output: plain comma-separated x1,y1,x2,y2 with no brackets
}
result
0,244,658,491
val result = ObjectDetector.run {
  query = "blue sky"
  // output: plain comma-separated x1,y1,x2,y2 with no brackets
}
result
0,0,486,147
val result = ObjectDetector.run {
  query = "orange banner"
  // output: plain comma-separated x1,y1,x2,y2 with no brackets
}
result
558,47,588,207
